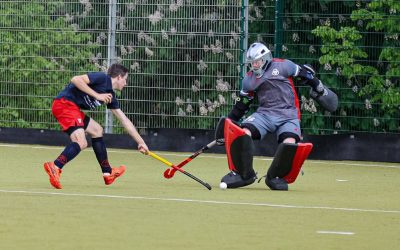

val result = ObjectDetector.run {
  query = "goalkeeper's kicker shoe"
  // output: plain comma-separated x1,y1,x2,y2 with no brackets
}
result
43,162,62,189
221,171,257,188
104,165,126,185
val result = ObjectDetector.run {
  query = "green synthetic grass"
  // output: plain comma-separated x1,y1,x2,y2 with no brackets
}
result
0,143,399,250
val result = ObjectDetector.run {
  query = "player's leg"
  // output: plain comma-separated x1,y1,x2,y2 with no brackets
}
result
220,118,256,188
43,99,86,189
220,113,272,188
85,118,110,174
264,119,312,190
54,114,88,169
85,118,125,185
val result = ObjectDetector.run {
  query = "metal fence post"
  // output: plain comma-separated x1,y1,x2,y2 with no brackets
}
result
240,0,249,86
105,0,116,134
274,0,284,57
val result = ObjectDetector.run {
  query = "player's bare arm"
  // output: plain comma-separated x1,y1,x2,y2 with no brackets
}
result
111,108,149,154
70,74,112,104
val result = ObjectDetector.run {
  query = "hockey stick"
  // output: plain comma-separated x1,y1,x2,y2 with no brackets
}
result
148,151,212,190
163,140,217,179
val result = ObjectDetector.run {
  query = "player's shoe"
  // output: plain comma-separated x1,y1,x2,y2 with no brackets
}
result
43,162,62,189
266,177,288,191
103,165,126,185
220,171,257,188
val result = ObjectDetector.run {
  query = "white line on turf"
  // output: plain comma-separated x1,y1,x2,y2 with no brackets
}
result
317,231,355,235
1,143,399,169
0,189,399,214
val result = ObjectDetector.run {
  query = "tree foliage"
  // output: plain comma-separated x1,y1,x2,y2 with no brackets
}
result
0,0,398,134
312,0,399,132
0,1,98,128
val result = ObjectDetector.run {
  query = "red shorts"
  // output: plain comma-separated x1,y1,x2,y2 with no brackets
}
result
52,98,87,132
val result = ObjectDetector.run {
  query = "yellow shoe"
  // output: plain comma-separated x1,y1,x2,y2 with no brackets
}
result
104,165,126,185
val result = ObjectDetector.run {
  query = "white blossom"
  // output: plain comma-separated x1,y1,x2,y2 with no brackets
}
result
178,108,186,116
170,0,183,12
225,52,234,60
292,33,300,42
229,39,235,48
215,79,231,92
373,118,380,127
175,97,184,106
65,13,74,22
365,99,372,110
192,80,200,92
197,60,208,71
231,93,237,100
211,40,223,54
335,120,341,129
324,63,332,71
218,94,226,105
145,47,154,57
120,45,127,56
336,67,342,76
127,3,136,11
303,14,312,22
138,31,157,46
199,106,208,116
300,96,317,113
130,62,140,72
161,30,169,40
186,104,193,113
149,10,162,25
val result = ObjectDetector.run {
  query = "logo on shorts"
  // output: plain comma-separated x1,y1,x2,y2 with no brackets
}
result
272,68,280,76
77,118,82,124
244,116,255,122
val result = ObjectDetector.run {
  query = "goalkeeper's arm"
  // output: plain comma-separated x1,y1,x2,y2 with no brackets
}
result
227,92,253,121
297,64,325,94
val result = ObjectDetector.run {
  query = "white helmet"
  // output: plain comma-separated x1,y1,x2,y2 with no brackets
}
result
246,42,272,77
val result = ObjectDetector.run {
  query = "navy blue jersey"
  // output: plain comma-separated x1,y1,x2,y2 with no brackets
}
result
56,72,119,110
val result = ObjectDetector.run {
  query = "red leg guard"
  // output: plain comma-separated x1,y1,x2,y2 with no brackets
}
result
283,143,313,183
224,118,254,178
266,142,313,184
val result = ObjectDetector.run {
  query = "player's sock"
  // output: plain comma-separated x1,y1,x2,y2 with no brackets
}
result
92,137,112,175
54,142,81,169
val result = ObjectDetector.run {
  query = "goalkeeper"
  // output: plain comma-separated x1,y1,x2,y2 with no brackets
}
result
215,42,337,190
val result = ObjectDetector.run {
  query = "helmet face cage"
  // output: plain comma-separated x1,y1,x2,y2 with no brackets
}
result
246,43,272,77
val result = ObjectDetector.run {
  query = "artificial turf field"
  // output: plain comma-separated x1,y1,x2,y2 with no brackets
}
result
0,143,399,250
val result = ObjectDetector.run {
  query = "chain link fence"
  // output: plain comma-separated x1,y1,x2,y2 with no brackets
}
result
248,0,399,134
0,0,398,134
0,0,247,133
